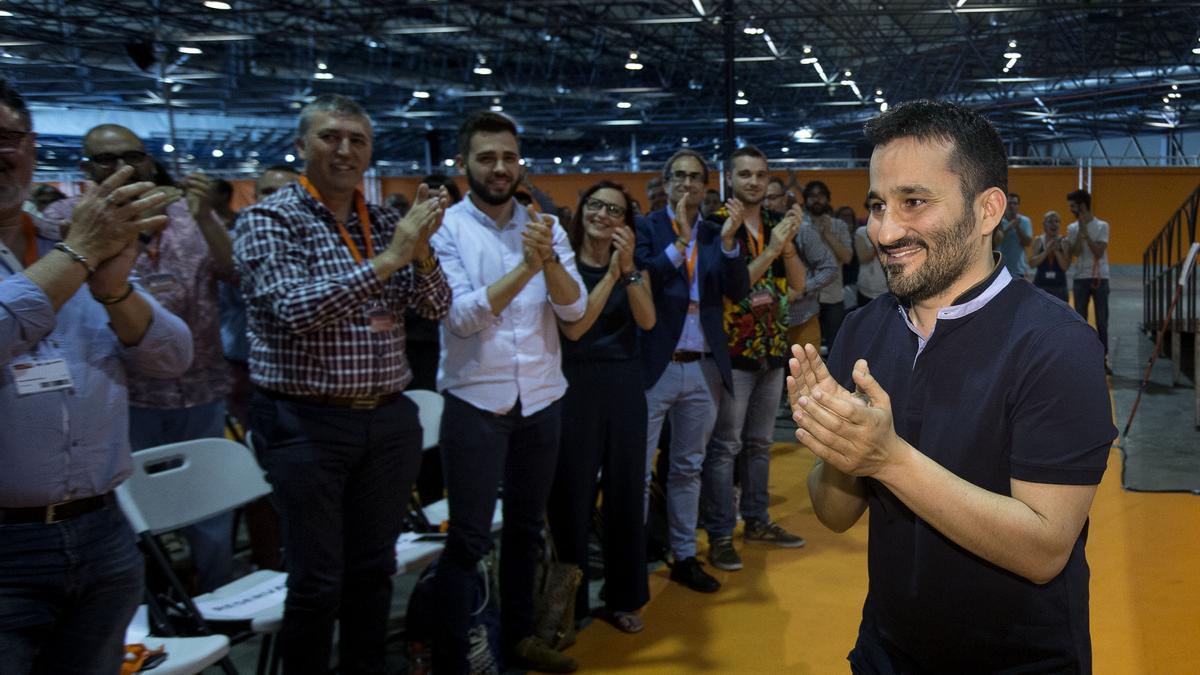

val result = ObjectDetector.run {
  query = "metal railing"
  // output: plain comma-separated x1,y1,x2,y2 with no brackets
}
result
1143,184,1200,335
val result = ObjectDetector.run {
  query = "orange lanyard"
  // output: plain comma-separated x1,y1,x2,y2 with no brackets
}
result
300,175,374,264
670,211,699,284
19,213,37,267
744,218,765,259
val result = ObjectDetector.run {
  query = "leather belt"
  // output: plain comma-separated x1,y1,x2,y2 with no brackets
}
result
0,492,115,525
260,388,403,411
671,351,708,363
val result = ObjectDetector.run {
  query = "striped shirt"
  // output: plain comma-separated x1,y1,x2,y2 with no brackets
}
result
234,182,451,397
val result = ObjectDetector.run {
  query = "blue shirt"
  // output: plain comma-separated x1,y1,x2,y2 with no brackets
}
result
432,196,587,416
662,203,739,353
1,235,193,507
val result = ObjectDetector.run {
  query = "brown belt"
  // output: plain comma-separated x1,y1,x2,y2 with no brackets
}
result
671,351,709,363
260,388,403,411
0,492,114,525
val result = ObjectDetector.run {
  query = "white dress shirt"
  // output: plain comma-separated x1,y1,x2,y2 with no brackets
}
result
433,196,587,416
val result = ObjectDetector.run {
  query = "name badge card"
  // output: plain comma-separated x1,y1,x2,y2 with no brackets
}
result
9,356,74,395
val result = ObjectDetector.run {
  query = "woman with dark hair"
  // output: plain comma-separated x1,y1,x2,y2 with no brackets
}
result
547,180,656,634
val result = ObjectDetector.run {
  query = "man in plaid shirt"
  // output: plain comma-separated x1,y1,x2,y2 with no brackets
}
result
234,94,451,674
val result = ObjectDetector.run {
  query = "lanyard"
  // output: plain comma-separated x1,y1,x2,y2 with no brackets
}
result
300,175,374,264
19,213,37,267
744,218,765,259
670,211,699,284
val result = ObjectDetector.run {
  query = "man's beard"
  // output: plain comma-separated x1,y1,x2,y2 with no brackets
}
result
880,203,976,304
806,201,832,216
733,188,762,208
466,165,520,206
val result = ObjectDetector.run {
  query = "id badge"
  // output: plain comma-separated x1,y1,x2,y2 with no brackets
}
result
687,301,700,315
8,355,74,395
142,272,179,295
749,290,774,308
365,300,396,333
1044,271,1057,280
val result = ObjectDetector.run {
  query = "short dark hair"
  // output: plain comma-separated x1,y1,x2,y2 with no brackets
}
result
864,99,1007,204
767,176,786,190
457,110,518,157
1066,189,1091,210
804,180,831,200
0,79,31,130
663,149,709,184
729,144,767,167
1008,192,1020,200
298,94,370,138
567,180,635,253
213,179,234,200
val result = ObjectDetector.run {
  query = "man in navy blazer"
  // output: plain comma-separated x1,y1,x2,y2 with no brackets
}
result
635,148,749,593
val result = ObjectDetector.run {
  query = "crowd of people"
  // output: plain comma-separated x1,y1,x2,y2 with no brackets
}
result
2,75,1115,675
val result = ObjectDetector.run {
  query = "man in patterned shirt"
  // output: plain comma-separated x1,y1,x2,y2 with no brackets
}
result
42,124,238,593
235,94,451,674
700,146,809,573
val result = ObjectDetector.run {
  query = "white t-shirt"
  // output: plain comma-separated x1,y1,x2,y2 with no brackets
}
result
855,227,888,299
1066,217,1110,280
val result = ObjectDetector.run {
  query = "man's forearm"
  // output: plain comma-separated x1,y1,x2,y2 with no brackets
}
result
543,261,581,306
21,250,90,311
875,441,1095,584
103,290,155,346
194,212,234,273
807,459,868,532
486,261,539,316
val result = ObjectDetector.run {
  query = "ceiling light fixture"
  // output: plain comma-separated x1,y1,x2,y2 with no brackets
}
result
735,90,748,105
314,72,334,80
285,153,296,162
386,25,470,35
793,127,814,140
162,143,175,153
489,104,503,112
957,0,968,7
474,55,492,75
317,62,327,70
625,51,643,71
203,1,232,10
641,148,650,156
553,157,562,165
0,10,12,17
178,46,202,55
616,101,632,109
212,148,224,158
691,0,706,16
413,90,430,99
763,33,781,58
781,146,789,153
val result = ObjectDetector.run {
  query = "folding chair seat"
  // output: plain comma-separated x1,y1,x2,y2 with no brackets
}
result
118,438,285,675
126,604,231,675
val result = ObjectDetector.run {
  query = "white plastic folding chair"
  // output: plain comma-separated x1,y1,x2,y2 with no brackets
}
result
117,438,286,675
403,388,444,452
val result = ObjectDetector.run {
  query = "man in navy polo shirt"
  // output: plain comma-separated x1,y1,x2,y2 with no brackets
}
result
788,99,1115,672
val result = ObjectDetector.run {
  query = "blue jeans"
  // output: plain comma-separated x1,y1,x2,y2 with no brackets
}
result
701,367,785,536
129,399,234,594
644,359,722,560
251,391,423,675
434,394,562,674
0,503,144,675
1072,278,1109,354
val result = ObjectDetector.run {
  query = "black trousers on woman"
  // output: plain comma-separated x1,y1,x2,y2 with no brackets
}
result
547,358,650,620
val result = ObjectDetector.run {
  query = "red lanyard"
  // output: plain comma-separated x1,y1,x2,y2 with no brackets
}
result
300,175,374,264
19,213,37,267
671,211,699,283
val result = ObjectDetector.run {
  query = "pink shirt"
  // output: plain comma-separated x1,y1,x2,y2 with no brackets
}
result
43,197,230,409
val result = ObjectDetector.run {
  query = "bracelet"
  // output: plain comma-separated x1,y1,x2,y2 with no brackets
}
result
621,271,644,287
92,283,135,306
674,237,688,251
53,242,97,277
414,252,439,274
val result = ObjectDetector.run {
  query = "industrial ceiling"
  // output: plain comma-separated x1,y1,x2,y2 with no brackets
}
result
2,0,1199,174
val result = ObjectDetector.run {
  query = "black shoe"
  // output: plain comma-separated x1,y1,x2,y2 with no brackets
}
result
669,556,721,593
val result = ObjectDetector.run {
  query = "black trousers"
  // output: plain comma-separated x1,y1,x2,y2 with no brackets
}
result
547,358,650,620
820,300,847,348
433,394,562,674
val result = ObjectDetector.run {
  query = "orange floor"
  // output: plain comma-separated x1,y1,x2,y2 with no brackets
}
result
567,443,1200,673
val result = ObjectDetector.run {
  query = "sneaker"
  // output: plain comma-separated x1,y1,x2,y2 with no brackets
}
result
744,520,806,548
511,635,578,673
707,536,743,571
668,556,721,593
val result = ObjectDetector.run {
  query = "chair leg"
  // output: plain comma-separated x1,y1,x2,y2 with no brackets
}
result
256,633,271,675
268,634,282,675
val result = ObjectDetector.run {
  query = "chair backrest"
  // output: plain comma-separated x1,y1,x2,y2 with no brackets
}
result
404,389,444,451
117,438,271,536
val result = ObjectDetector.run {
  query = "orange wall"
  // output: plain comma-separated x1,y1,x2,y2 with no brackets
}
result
227,167,1200,266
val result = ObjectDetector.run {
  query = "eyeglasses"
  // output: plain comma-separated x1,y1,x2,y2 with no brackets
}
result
584,196,626,218
87,150,150,167
0,129,33,149
670,170,704,184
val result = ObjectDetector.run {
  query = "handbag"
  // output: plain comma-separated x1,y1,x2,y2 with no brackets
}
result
531,530,583,650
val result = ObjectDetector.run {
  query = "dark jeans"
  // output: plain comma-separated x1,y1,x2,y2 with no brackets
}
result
548,359,649,619
820,300,847,349
1072,278,1109,354
0,503,144,675
433,394,562,674
250,391,423,675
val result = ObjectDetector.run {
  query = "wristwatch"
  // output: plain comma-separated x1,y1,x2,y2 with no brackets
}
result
620,271,643,287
